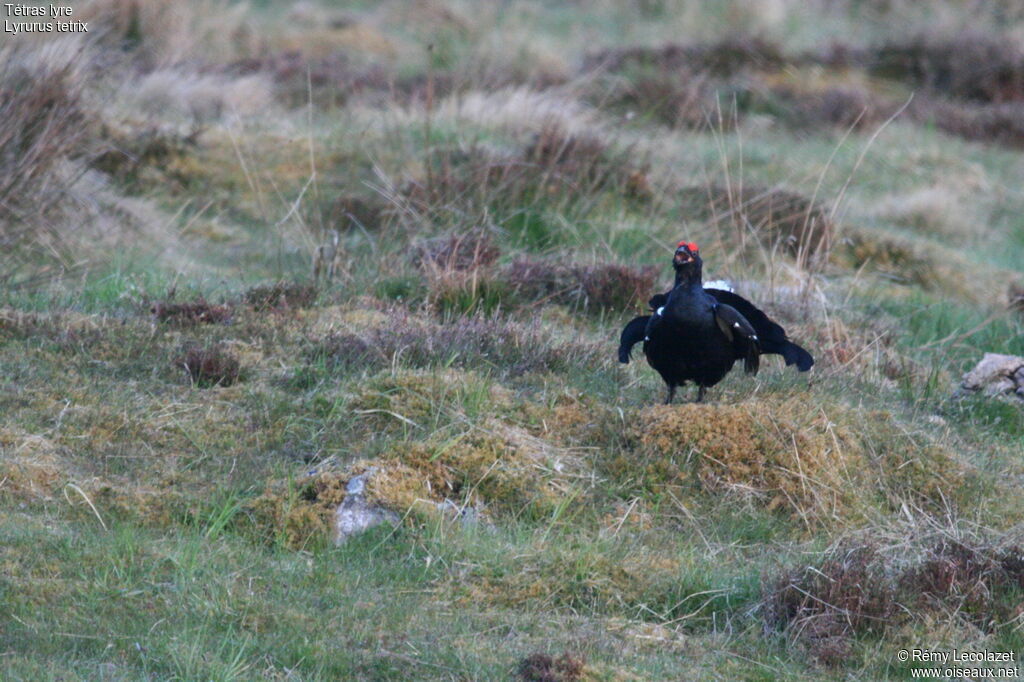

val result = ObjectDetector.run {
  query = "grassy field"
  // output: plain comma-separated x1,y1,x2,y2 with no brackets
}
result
3,0,1024,679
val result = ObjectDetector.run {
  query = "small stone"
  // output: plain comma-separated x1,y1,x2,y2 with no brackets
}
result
334,469,400,545
960,353,1024,397
434,498,482,527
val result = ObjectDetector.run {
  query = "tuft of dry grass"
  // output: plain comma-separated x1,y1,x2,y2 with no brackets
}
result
0,39,94,226
678,184,833,260
401,129,647,218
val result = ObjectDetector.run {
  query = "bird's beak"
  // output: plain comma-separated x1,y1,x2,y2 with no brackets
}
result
674,249,693,265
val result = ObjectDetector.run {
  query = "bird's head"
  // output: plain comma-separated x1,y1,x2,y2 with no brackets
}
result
673,240,703,281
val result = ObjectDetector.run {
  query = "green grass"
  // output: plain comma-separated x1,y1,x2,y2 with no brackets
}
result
4,0,1024,679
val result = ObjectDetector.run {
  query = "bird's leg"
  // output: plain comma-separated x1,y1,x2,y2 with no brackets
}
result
695,385,706,403
664,385,676,405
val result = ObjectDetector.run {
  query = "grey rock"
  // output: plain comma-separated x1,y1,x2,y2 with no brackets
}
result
960,353,1024,397
334,469,400,545
435,498,483,527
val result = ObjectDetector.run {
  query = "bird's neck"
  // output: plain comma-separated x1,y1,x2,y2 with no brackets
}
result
672,268,704,292
664,272,706,316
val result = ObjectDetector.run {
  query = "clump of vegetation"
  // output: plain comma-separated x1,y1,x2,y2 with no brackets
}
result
0,41,94,223
617,394,970,524
870,31,1024,103
358,421,576,520
678,185,833,259
766,543,897,665
622,396,866,522
152,298,232,325
414,229,500,272
91,124,200,187
244,281,318,311
0,428,69,501
178,344,241,387
403,130,647,224
766,533,1024,665
516,652,586,682
249,419,578,546
899,539,1024,626
524,123,650,198
410,231,503,313
243,472,349,548
503,259,657,311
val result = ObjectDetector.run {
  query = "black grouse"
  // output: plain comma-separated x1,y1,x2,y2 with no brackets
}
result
618,241,814,403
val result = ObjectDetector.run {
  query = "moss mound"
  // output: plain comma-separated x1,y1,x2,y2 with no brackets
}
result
249,419,579,546
363,420,578,520
0,429,69,501
614,394,972,525
244,472,349,549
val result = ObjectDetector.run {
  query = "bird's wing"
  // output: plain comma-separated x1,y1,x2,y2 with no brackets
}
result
705,289,786,344
618,315,651,363
705,288,814,371
648,293,668,310
714,303,760,375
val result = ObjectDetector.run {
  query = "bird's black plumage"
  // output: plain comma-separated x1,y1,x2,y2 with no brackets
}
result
618,242,813,403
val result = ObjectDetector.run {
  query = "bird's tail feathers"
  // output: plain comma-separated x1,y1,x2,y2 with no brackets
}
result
744,342,760,375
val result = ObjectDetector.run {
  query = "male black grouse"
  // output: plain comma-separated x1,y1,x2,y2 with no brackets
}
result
618,241,814,403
